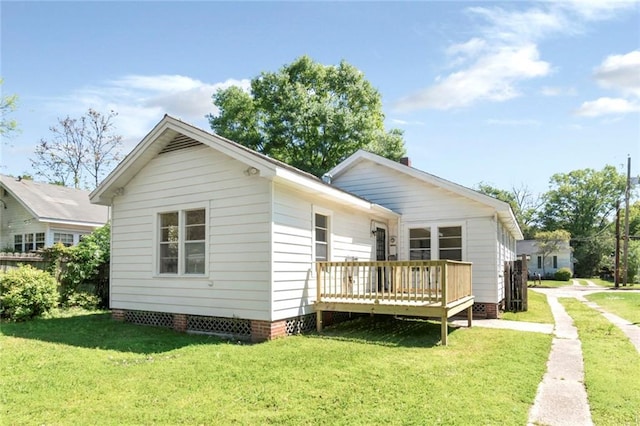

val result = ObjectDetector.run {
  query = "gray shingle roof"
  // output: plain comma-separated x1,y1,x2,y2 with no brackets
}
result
1,175,108,226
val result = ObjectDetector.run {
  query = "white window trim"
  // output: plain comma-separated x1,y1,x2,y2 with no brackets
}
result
51,229,90,247
312,206,332,263
405,221,466,261
154,205,208,278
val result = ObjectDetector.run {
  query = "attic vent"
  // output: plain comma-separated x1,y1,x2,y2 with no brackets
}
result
158,134,203,154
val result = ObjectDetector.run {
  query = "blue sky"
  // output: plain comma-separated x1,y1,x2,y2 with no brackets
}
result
1,1,639,195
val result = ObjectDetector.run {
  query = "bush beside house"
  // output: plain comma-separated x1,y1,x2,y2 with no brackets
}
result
0,265,59,321
0,224,110,321
554,267,572,281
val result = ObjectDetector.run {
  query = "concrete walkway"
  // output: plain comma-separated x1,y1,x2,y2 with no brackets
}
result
527,293,593,426
453,284,640,425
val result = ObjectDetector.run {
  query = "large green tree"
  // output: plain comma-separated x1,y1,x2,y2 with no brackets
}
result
541,165,626,277
209,56,406,177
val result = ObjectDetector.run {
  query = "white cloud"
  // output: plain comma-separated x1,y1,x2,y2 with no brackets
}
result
541,86,577,97
394,2,637,112
389,118,425,126
574,97,640,117
561,0,638,21
396,44,549,110
593,50,640,97
467,5,572,44
44,74,250,148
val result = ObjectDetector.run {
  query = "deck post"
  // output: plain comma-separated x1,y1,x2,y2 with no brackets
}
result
441,312,448,346
316,262,323,332
467,305,473,328
441,262,448,306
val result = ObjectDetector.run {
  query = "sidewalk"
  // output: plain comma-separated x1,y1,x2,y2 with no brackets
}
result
453,284,640,425
527,293,593,425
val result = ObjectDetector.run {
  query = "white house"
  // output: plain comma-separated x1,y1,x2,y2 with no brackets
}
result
328,151,523,318
90,115,523,341
0,175,109,252
517,239,574,278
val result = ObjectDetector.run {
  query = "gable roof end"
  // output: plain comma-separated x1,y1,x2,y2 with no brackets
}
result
90,115,279,205
0,175,108,226
89,116,399,220
329,150,524,240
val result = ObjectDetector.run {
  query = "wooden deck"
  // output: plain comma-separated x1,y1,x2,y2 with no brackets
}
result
315,260,474,345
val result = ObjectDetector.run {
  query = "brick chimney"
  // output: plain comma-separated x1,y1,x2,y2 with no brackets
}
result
399,157,411,167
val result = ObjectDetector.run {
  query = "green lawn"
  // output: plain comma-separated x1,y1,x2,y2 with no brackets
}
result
585,292,640,324
560,299,640,425
1,312,551,425
501,289,554,324
588,278,640,289
528,279,573,288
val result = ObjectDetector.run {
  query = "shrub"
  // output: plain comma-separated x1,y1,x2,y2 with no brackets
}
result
0,265,59,321
42,224,110,308
554,267,572,281
62,291,100,310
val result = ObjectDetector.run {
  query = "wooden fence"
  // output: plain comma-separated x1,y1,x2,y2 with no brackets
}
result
0,253,51,272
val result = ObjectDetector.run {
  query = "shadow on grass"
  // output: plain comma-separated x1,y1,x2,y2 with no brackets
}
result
310,315,459,348
0,311,222,354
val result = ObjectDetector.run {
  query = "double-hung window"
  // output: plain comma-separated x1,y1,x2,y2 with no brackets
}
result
12,232,46,252
438,226,462,261
314,213,329,261
409,228,431,260
54,232,74,247
35,233,45,249
159,208,206,275
13,235,22,252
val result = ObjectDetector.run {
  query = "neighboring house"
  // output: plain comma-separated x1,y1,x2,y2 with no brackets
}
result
516,239,574,278
0,175,109,252
90,115,523,341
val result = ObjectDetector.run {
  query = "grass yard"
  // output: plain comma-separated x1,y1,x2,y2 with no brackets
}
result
585,292,640,324
1,311,551,425
501,289,554,324
560,299,640,425
528,279,573,288
588,278,640,289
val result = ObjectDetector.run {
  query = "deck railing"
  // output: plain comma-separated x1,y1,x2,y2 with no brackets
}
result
316,260,472,306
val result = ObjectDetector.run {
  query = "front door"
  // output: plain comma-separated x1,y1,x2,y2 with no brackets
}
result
376,227,387,291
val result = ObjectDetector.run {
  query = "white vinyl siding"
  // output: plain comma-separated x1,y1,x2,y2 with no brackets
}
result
332,159,516,304
271,182,389,320
109,145,272,321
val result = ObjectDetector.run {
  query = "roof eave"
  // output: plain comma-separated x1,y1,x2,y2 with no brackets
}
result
274,167,399,219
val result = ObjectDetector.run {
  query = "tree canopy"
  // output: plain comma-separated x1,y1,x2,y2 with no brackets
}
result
541,165,626,238
208,56,406,177
31,109,123,189
476,183,541,239
0,78,19,140
540,166,625,276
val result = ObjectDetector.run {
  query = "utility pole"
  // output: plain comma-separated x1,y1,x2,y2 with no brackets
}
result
622,156,631,287
614,202,620,288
